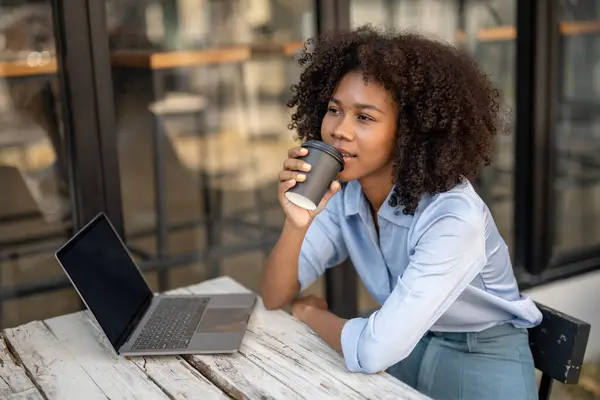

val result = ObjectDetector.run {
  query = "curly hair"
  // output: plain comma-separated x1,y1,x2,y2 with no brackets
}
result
287,25,506,215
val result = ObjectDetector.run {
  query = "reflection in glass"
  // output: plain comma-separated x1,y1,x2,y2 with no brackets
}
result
106,1,320,296
553,2,600,256
0,1,75,328
350,0,516,311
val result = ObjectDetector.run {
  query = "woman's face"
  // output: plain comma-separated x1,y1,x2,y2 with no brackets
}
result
321,70,397,182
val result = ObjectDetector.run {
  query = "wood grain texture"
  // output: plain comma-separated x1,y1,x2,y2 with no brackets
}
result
47,311,229,400
1,276,429,400
4,320,111,399
181,276,429,400
42,312,169,399
129,355,230,400
166,286,301,399
0,335,43,400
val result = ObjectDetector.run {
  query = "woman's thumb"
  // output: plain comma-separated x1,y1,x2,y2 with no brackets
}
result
320,180,341,204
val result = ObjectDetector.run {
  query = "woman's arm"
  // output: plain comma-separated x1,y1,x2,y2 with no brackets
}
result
261,200,349,310
293,196,489,374
340,201,487,373
293,303,346,353
260,220,308,310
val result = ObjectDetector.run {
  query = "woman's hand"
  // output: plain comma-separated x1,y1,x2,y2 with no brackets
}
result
278,146,341,229
291,295,328,321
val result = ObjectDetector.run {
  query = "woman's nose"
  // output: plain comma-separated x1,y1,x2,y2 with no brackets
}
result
331,117,354,141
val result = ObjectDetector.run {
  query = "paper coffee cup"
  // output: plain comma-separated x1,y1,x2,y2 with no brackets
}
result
284,140,344,210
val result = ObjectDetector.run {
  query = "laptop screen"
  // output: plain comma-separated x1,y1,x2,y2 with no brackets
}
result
56,214,153,348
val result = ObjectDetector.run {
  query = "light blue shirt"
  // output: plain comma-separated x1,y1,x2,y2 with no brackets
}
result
297,179,543,374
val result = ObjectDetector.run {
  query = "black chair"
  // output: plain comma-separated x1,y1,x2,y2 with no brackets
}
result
529,302,591,400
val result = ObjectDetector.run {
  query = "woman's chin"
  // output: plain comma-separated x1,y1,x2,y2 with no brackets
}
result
336,169,360,182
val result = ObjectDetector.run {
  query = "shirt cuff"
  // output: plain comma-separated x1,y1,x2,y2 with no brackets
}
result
341,317,368,372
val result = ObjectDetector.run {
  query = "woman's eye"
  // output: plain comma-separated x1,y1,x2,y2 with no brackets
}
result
358,114,374,122
327,107,339,114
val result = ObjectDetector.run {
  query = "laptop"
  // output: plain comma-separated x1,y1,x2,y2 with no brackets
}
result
55,212,256,356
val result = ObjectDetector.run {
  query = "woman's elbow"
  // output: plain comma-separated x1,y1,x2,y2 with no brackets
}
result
358,354,391,374
262,296,283,310
260,287,292,310
260,289,281,310
259,279,299,310
356,343,412,374
357,360,385,375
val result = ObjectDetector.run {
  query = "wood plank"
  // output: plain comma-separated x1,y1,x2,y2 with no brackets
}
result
184,347,300,399
70,312,229,400
180,277,429,399
5,316,170,399
111,47,252,70
561,21,600,35
283,41,305,56
4,320,111,399
129,356,230,400
165,287,301,399
243,312,428,399
46,311,223,399
455,20,600,44
0,334,43,400
108,41,301,70
237,329,364,398
0,59,57,78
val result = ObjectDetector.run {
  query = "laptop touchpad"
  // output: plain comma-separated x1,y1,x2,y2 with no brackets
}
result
196,308,249,333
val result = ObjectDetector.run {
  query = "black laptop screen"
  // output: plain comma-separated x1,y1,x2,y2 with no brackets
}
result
56,214,152,348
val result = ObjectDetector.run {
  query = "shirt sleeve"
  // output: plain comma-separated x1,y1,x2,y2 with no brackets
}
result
298,194,348,292
340,195,487,374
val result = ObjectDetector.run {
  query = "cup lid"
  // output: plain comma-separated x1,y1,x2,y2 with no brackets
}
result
301,140,344,170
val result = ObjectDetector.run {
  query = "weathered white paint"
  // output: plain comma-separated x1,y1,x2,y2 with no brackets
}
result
49,311,228,400
184,276,430,400
167,286,310,399
0,276,430,400
0,334,43,399
4,320,112,399
128,355,229,400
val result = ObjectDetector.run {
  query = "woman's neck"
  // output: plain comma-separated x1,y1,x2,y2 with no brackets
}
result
358,167,394,212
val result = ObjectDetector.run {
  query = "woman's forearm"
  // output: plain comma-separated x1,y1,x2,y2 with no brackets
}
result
260,220,309,310
297,306,347,353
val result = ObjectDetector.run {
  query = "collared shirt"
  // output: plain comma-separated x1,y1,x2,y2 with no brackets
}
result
298,179,543,374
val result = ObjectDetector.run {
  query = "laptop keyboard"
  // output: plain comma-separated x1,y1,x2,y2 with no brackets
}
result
132,297,209,351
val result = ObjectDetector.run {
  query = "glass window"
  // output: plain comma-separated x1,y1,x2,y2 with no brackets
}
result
0,0,75,328
105,0,322,296
553,0,600,257
349,0,516,312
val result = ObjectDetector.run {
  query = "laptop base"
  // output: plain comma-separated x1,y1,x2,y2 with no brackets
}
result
118,293,255,356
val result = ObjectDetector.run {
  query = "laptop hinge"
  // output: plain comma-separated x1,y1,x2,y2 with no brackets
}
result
115,294,152,352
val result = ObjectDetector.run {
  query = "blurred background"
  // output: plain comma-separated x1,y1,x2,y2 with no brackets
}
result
1,0,600,397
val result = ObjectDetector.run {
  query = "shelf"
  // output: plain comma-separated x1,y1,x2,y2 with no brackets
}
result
0,41,306,78
0,59,58,78
457,20,600,42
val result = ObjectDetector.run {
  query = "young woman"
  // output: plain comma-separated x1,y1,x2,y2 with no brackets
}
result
260,26,542,399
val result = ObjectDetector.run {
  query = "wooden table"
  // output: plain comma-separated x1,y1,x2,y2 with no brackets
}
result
0,276,429,399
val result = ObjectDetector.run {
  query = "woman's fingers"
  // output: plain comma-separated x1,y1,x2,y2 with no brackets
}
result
283,158,312,172
278,170,307,182
287,146,308,158
278,178,296,196
313,181,341,214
